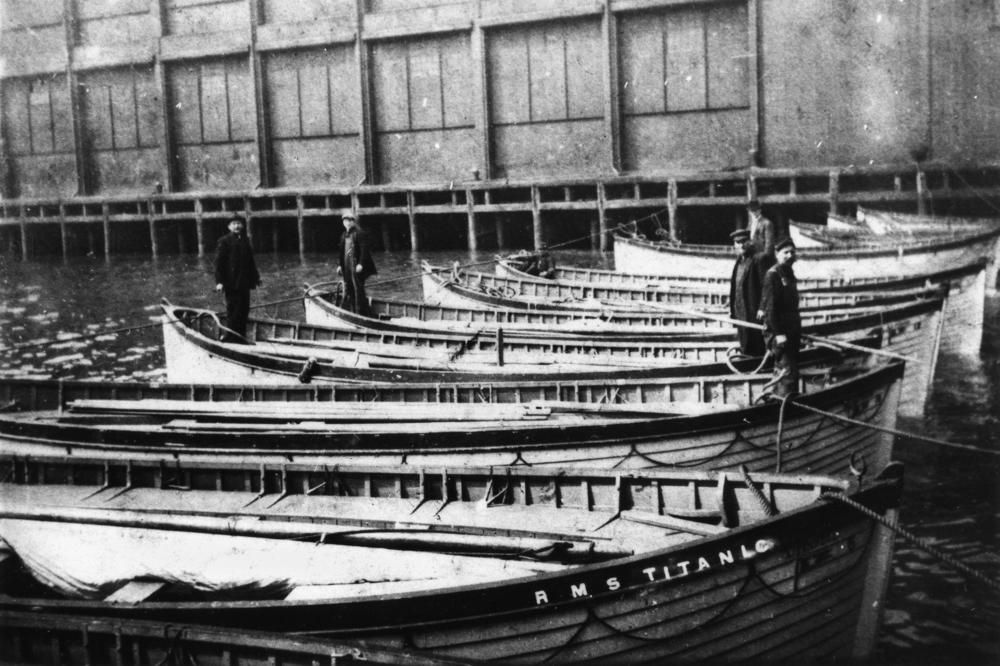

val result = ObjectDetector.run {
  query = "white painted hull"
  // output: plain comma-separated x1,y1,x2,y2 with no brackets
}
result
614,232,997,282
162,315,309,385
614,234,990,354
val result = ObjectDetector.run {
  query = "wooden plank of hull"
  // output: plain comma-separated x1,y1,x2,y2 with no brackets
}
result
0,469,902,664
470,522,874,663
0,361,903,477
0,611,467,666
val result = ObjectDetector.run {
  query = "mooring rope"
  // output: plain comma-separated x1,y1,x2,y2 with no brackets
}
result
822,492,1000,592
739,465,777,516
790,401,1000,457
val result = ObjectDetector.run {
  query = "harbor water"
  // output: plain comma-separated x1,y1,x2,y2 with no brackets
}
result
0,249,998,665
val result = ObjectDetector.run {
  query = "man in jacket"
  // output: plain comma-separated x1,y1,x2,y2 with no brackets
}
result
214,215,261,343
728,228,771,357
747,199,776,259
760,237,801,398
337,210,377,316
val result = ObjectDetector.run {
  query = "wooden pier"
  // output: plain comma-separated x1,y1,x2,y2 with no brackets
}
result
2,163,998,260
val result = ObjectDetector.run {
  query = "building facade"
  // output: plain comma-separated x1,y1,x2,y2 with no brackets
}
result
1,0,998,255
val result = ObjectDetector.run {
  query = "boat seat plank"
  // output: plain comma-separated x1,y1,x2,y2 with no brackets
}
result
620,510,726,536
104,580,167,603
70,399,554,422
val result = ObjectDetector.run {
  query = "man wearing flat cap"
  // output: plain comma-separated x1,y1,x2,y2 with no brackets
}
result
760,237,801,398
728,228,772,357
336,209,377,316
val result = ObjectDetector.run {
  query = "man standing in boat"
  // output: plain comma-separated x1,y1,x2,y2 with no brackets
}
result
728,229,770,357
526,243,557,279
760,238,801,398
213,215,261,343
337,209,377,316
747,199,776,258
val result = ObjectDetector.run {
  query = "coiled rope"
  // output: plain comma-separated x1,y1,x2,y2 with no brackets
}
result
724,346,771,375
822,492,1000,592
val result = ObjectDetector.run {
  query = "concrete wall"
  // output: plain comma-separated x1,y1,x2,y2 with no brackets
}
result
1,0,998,199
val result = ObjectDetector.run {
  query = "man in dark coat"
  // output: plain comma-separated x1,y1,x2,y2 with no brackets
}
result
214,215,261,343
337,210,377,316
747,199,777,259
525,243,557,279
760,237,802,398
728,228,771,357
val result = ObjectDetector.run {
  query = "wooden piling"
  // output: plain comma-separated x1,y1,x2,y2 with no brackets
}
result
101,202,111,259
531,185,543,250
195,200,205,256
19,220,28,261
466,190,478,252
407,191,419,251
829,170,841,215
667,179,679,242
495,212,507,250
148,209,158,260
380,220,392,252
59,204,69,261
296,195,306,257
597,182,609,251
916,170,928,215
